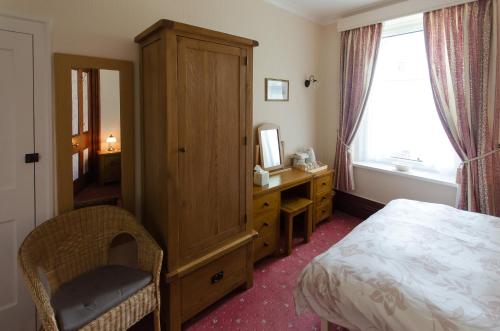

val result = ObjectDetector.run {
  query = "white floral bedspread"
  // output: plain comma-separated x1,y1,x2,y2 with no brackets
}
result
294,199,500,331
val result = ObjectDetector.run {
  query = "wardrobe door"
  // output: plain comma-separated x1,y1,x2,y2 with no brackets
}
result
177,37,247,263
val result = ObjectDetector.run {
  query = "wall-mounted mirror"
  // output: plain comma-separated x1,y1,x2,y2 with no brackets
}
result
258,123,284,171
54,54,134,214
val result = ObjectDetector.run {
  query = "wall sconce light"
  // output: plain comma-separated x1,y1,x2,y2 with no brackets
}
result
305,75,318,88
106,134,117,151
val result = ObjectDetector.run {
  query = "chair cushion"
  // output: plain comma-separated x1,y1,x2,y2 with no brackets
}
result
51,265,152,331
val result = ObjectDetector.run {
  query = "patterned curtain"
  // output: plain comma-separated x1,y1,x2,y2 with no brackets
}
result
424,0,500,216
334,24,383,191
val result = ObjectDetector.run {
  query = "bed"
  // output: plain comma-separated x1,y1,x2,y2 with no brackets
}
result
294,199,500,331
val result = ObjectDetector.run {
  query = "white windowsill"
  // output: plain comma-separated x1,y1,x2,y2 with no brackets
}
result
353,161,458,188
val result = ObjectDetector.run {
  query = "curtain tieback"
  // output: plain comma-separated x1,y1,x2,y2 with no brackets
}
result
460,148,500,166
459,148,499,212
337,134,352,152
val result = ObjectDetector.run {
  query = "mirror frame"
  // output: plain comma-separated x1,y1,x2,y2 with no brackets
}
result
54,53,135,214
257,123,284,172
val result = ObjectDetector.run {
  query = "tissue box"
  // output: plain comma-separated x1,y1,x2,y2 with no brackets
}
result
254,171,269,186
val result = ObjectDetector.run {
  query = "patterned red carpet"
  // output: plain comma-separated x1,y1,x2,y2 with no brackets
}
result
182,211,362,331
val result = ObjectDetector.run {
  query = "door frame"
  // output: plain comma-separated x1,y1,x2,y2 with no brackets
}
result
0,13,54,226
54,54,135,214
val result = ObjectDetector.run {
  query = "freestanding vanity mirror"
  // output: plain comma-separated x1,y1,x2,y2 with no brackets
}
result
258,123,284,172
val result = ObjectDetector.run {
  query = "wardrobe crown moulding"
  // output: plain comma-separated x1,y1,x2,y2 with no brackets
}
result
134,19,259,47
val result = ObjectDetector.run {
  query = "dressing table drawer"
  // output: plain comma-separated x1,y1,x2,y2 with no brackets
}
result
315,200,332,223
314,174,332,195
253,211,278,262
254,211,277,235
313,170,334,227
253,192,280,216
315,191,331,208
254,228,277,262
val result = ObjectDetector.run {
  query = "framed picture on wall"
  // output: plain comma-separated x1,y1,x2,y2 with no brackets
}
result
265,78,289,101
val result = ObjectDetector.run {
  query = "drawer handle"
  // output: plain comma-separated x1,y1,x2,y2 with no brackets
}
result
322,182,327,186
263,202,270,207
263,242,269,247
263,222,269,227
211,271,224,284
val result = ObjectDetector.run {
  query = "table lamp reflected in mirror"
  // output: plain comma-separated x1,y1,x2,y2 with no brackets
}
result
106,134,117,151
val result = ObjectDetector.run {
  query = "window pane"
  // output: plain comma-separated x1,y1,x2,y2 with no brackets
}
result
83,148,89,174
354,22,459,178
72,153,79,181
82,71,89,133
71,70,79,135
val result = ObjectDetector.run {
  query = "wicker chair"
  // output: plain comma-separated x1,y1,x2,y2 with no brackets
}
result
18,206,163,331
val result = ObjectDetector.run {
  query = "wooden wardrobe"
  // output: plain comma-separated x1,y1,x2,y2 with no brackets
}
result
135,20,258,330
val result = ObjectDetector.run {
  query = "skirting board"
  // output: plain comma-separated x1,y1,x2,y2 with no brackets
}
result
334,190,385,219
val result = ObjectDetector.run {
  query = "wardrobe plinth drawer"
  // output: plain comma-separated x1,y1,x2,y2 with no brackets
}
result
314,174,332,195
315,201,332,223
254,230,276,262
180,246,247,321
253,192,279,216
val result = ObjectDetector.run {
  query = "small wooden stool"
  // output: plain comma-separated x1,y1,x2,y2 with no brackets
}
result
281,196,313,256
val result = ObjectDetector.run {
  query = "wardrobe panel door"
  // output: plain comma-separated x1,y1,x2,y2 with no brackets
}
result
178,37,246,263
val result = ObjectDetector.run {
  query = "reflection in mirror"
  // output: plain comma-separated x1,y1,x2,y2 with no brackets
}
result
72,68,122,209
261,129,281,168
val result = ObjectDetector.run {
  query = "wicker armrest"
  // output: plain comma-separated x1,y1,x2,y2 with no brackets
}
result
18,255,59,331
135,232,163,281
133,228,163,311
120,218,163,306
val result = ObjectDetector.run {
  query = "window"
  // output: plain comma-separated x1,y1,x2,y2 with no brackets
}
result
353,14,460,182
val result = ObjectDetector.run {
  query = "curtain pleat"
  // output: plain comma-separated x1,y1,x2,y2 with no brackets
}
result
424,0,500,216
334,23,383,192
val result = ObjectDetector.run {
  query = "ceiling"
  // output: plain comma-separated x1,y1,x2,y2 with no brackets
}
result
265,0,407,25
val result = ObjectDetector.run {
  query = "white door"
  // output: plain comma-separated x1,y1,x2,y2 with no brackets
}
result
0,29,36,331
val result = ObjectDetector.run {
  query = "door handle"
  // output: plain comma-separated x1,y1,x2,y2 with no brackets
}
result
179,147,187,153
25,153,39,163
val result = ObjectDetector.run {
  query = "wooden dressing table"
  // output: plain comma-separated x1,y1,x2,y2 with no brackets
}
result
252,168,334,262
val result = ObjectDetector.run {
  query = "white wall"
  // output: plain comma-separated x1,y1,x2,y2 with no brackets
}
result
99,69,121,151
316,23,340,168
0,0,323,211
